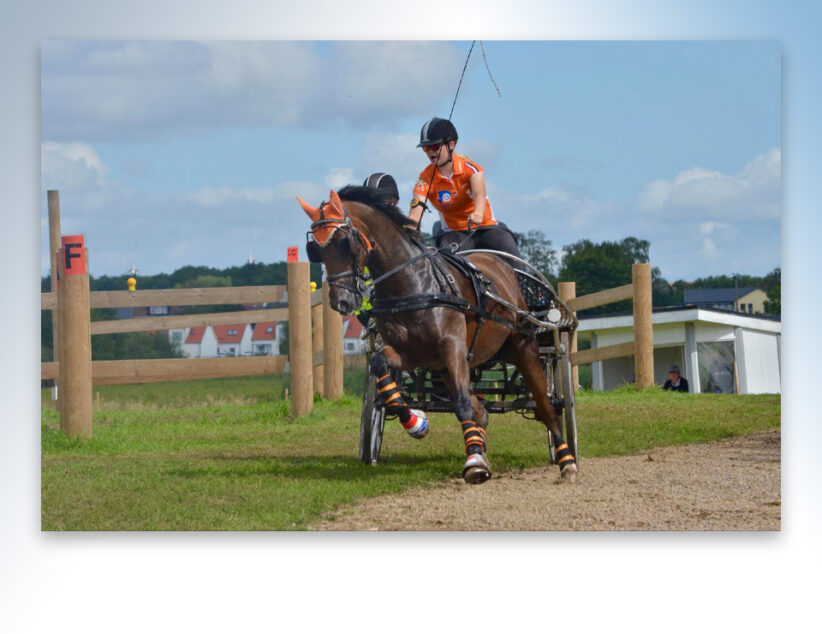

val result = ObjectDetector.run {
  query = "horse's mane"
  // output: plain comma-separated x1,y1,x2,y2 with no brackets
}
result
337,185,417,231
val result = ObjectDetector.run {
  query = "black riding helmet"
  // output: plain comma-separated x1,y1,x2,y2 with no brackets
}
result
417,117,458,147
363,172,399,204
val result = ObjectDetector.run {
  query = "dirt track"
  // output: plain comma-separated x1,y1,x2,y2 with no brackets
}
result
312,431,781,531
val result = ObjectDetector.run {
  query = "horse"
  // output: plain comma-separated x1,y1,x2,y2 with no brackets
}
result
298,185,577,484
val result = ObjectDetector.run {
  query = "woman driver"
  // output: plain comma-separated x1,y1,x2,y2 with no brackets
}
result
408,117,522,259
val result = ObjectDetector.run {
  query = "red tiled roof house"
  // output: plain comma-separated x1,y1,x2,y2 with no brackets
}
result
212,324,253,357
251,322,284,356
181,326,218,358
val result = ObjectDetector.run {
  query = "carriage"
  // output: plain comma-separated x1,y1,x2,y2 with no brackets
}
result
358,253,579,470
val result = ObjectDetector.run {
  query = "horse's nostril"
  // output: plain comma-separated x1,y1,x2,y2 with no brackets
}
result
338,300,352,314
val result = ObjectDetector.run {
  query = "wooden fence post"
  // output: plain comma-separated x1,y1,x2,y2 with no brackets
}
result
287,262,313,416
558,281,578,392
311,293,324,395
632,263,654,389
322,284,343,399
57,236,93,438
48,191,61,394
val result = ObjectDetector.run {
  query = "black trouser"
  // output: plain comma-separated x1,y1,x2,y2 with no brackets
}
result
435,225,522,259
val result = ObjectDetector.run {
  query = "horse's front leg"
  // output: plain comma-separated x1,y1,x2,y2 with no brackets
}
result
369,345,428,439
441,337,492,484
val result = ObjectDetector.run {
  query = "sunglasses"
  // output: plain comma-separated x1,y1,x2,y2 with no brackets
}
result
422,143,443,153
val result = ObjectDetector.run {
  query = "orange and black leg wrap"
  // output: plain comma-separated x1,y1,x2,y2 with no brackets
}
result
461,421,487,456
371,354,412,423
554,440,575,468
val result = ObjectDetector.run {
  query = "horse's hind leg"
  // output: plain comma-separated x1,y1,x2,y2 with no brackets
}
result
441,340,492,484
504,336,577,482
369,347,428,439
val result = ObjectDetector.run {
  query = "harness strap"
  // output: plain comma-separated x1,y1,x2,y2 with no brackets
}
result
370,292,533,337
369,247,438,287
370,293,470,315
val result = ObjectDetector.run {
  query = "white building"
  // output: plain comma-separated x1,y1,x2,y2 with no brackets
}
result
212,324,253,356
180,326,218,358
578,307,781,394
250,321,285,356
341,316,368,355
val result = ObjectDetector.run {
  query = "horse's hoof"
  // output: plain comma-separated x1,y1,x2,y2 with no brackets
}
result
462,452,492,484
403,409,429,439
560,462,578,484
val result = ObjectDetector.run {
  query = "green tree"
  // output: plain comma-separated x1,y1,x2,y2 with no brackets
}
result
558,237,652,315
764,284,781,314
41,310,53,361
513,229,558,281
278,322,290,355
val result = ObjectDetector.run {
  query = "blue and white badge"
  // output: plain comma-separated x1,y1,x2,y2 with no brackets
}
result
437,190,452,203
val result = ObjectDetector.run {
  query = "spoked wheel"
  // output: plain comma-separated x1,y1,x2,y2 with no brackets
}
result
559,331,579,468
544,355,561,465
359,365,386,465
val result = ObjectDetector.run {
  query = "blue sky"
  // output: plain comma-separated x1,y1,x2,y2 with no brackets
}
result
41,39,780,282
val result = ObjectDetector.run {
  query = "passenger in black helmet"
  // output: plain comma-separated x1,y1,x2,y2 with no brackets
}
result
409,117,523,260
356,172,402,331
363,172,399,206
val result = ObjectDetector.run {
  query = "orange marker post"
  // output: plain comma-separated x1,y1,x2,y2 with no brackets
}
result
57,235,93,438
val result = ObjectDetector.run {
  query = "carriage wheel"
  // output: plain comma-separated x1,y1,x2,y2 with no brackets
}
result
559,331,579,468
544,355,560,465
359,365,386,465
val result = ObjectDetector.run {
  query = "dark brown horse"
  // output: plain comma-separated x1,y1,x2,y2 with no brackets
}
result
299,186,577,484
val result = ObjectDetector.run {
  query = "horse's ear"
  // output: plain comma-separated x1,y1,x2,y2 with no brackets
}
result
297,196,321,222
328,189,345,219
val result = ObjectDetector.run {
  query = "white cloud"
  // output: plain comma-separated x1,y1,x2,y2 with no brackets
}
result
185,180,325,207
700,221,730,235
324,168,356,191
638,148,781,219
41,141,109,209
42,41,462,141
701,238,717,258
189,186,276,206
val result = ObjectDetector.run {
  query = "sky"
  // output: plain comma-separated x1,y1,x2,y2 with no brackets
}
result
40,39,781,283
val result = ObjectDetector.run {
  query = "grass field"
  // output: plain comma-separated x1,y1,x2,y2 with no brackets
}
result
41,372,780,530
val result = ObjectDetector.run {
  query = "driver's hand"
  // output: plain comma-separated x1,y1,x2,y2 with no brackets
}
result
469,212,483,226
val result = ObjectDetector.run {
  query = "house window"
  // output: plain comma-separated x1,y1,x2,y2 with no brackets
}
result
228,329,238,336
149,305,169,315
747,304,753,313
697,341,736,394
266,326,273,333
345,341,356,352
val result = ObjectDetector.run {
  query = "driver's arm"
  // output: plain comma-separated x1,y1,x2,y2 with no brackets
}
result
468,171,486,227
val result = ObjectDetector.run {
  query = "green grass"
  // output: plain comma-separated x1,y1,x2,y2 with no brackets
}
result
41,376,780,530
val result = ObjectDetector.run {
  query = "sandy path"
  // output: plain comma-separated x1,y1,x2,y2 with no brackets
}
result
311,431,780,531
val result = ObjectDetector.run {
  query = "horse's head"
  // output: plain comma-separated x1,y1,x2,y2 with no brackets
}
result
298,189,373,315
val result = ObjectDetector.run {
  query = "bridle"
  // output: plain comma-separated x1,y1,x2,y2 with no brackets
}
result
307,202,375,298
308,200,445,301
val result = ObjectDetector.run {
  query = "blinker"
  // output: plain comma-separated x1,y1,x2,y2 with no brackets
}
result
306,240,323,263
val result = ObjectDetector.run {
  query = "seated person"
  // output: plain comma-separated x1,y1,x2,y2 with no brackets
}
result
663,365,689,392
363,172,399,207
